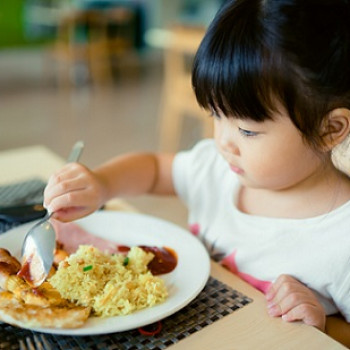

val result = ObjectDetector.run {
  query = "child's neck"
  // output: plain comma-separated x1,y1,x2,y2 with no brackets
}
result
237,163,350,219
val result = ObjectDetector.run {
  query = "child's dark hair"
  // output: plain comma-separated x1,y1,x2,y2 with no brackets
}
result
192,0,350,148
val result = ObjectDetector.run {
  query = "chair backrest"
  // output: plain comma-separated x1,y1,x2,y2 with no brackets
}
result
158,25,213,151
56,10,107,47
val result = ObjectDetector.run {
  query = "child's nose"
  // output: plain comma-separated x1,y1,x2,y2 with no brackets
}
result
219,133,240,156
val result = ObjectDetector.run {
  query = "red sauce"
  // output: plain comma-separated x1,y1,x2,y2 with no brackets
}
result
117,245,177,275
117,245,130,253
17,262,44,294
17,256,34,285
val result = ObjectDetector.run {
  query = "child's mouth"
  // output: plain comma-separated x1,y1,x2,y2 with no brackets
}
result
230,165,244,175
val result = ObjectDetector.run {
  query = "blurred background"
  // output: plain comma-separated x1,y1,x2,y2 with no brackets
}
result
0,0,223,227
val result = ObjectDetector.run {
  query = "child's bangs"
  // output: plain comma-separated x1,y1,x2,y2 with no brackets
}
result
192,0,281,121
192,37,280,122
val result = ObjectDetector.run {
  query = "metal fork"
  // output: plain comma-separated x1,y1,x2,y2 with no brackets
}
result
18,335,53,350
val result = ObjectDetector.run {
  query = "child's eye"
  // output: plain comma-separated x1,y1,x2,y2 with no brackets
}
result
238,128,258,137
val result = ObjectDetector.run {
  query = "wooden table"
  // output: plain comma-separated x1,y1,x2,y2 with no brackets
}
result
0,145,346,349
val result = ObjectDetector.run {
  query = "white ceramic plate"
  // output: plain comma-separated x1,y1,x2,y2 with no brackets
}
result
0,211,210,335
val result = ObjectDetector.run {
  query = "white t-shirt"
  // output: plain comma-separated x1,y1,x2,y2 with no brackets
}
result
173,139,350,320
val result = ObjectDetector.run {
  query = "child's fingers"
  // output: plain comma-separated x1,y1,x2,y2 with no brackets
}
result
281,304,326,330
44,166,92,208
266,274,326,331
267,291,316,317
44,176,87,207
45,163,88,197
46,163,84,186
51,206,93,222
266,275,308,316
281,303,313,322
47,188,90,212
47,182,102,216
266,274,299,302
43,163,104,222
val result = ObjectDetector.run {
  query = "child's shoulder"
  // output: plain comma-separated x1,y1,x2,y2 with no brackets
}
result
174,138,230,179
191,138,216,153
176,139,219,164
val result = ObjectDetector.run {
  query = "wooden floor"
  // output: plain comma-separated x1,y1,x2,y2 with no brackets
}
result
0,48,199,228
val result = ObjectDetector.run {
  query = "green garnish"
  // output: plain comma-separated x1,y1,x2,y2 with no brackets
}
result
123,257,129,266
83,265,93,272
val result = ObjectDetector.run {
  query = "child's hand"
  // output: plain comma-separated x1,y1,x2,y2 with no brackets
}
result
265,274,326,331
44,163,107,222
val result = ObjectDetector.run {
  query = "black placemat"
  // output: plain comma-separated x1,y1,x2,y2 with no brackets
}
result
0,178,46,207
0,178,46,233
0,277,253,350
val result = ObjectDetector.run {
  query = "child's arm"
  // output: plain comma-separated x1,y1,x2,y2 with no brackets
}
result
44,152,175,222
265,274,326,331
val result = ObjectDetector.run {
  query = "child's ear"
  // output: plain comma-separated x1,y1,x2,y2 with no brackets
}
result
321,108,350,151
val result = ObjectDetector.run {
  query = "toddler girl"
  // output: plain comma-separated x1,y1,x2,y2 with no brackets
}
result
44,0,350,337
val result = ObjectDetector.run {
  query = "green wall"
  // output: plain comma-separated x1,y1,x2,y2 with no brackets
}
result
0,0,27,47
0,0,46,48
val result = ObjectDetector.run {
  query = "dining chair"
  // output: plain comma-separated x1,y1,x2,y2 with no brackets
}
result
105,7,136,56
49,9,112,87
49,5,139,88
155,25,213,152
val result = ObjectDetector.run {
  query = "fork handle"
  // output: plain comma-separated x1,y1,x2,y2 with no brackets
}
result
66,141,84,163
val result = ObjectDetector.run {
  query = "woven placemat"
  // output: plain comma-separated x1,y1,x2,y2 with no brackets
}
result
0,277,253,350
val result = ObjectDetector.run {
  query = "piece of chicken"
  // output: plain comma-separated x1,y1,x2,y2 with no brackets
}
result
0,247,91,329
0,248,67,307
0,248,21,290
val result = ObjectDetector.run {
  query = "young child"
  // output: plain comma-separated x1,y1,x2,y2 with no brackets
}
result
44,0,350,335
